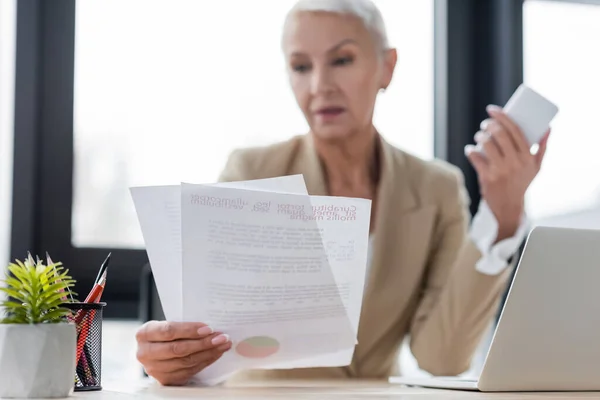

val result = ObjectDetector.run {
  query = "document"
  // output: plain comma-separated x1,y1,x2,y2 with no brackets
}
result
131,175,371,385
130,175,309,320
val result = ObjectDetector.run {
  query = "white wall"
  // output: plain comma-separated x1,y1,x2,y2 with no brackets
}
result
0,0,16,272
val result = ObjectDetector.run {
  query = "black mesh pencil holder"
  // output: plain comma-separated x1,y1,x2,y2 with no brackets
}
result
64,302,106,392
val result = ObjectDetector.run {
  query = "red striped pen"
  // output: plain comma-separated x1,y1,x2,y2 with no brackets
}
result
75,268,108,365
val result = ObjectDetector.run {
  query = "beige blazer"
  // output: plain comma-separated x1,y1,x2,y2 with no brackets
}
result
218,134,514,382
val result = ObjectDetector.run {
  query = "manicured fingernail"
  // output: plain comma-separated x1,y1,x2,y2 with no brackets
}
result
464,144,475,156
197,326,213,336
212,334,229,345
475,130,490,142
486,104,501,112
217,342,232,351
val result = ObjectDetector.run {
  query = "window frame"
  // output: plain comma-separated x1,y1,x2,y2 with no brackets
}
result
434,0,526,215
11,0,146,318
0,0,16,268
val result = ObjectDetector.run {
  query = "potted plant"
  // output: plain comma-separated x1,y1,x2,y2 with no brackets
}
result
0,254,78,398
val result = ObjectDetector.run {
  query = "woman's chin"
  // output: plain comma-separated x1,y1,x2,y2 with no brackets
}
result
311,127,356,142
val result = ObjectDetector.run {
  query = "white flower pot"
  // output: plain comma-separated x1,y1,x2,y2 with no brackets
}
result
0,323,76,398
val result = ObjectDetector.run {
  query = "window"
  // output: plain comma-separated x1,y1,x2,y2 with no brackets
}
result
0,0,16,267
71,0,434,249
523,0,600,224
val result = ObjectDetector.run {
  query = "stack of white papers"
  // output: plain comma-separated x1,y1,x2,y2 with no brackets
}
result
130,175,371,385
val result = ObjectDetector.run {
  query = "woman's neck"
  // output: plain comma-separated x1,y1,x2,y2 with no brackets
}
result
312,127,380,198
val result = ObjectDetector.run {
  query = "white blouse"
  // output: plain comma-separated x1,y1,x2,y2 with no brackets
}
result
365,199,528,278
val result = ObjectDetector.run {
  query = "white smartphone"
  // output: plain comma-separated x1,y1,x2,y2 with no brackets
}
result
475,84,559,154
503,84,559,146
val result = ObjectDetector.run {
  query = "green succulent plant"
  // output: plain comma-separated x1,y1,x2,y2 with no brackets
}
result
0,254,77,324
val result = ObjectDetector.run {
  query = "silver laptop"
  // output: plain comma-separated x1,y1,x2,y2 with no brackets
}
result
390,226,600,392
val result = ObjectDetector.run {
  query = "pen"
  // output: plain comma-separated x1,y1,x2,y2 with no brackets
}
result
84,270,107,303
76,270,107,366
94,252,111,285
73,253,111,384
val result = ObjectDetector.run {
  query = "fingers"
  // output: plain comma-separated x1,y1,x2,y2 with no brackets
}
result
135,320,235,387
154,359,212,387
481,119,516,159
155,367,199,387
136,321,211,342
465,144,490,180
155,351,224,386
534,129,551,167
144,342,232,375
474,130,502,165
486,105,530,153
138,332,230,361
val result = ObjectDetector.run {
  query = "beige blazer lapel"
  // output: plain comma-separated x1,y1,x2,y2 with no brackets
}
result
353,137,437,368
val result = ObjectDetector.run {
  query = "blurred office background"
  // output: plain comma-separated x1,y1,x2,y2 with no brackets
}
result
1,0,599,382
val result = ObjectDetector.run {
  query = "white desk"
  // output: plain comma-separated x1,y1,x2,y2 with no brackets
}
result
62,379,600,399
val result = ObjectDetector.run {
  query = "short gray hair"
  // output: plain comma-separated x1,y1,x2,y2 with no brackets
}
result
283,0,390,50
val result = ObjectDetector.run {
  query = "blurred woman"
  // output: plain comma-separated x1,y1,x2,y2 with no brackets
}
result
135,0,548,386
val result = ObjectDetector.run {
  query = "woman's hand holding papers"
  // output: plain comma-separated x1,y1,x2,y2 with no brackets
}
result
136,321,232,386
